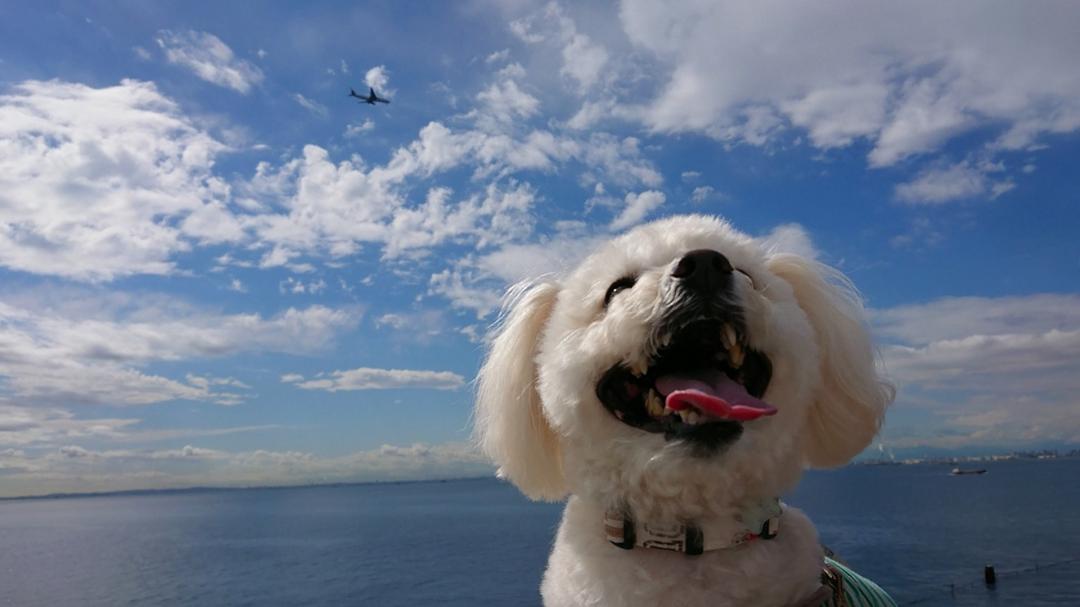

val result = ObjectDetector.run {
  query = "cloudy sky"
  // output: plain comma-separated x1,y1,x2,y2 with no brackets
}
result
1,1,1079,497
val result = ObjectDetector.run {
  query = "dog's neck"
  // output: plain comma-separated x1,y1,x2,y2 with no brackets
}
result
602,496,783,555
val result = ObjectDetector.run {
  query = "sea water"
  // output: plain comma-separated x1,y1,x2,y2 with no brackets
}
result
1,459,1078,606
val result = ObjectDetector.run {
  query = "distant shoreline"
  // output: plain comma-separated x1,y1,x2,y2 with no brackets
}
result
4,452,1077,502
0,475,495,503
856,449,1079,467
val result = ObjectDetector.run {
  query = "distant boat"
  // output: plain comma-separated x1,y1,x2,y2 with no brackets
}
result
950,467,987,475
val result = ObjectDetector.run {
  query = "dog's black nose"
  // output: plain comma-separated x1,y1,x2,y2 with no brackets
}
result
672,249,733,294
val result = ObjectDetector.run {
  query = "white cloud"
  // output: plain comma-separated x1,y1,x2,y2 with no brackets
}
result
185,375,250,391
485,49,511,64
566,99,615,130
494,235,602,282
246,141,545,262
895,162,987,204
0,293,360,407
496,62,527,81
428,268,507,318
429,231,607,317
385,181,537,257
782,83,888,150
183,375,251,406
375,310,448,342
578,135,662,188
990,180,1016,199
0,405,276,449
186,56,668,281
867,80,972,168
873,294,1080,449
561,33,609,91
615,1,1080,167
2,63,660,287
690,185,715,203
0,79,236,281
293,93,328,117
513,3,610,92
874,294,1080,346
155,30,264,94
884,330,1080,388
279,277,327,295
375,314,409,330
895,160,1015,204
0,441,492,498
610,190,665,231
0,405,137,446
474,78,540,130
344,118,375,137
364,65,392,95
288,367,465,392
509,17,546,44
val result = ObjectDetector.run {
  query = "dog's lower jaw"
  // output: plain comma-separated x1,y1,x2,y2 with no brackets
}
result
541,497,825,607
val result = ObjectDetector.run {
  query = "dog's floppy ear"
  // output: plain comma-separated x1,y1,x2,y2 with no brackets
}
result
767,254,895,468
475,281,567,501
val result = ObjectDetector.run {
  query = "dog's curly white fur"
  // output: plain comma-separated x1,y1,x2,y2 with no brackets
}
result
476,215,893,606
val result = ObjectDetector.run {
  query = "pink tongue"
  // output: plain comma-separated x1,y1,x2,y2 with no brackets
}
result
655,371,777,422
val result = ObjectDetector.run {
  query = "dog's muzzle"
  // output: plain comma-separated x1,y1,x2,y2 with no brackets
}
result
595,249,775,454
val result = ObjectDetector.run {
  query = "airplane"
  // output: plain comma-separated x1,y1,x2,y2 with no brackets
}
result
349,86,390,105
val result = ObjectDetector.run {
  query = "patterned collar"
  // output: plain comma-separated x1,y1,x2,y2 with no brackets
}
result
604,497,783,555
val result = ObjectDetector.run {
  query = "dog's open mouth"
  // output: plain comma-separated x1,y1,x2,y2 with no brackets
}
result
596,319,774,452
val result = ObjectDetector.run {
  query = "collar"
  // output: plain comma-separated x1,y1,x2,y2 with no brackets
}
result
604,497,783,556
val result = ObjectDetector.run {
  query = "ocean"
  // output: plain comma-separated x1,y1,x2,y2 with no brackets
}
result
1,458,1078,606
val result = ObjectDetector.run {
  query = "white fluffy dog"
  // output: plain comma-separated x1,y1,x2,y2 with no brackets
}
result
475,215,894,607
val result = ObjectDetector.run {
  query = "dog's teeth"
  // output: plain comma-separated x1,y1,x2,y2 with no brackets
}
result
722,324,737,349
729,343,744,367
658,333,671,348
645,390,664,417
614,410,625,420
684,410,701,425
629,359,648,377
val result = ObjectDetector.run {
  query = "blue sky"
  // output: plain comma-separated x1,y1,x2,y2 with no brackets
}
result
2,1,1079,496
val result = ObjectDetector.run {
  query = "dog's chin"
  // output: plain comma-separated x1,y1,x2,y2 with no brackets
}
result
595,317,773,456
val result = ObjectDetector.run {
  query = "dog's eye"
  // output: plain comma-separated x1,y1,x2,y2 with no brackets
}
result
604,276,637,307
735,268,757,289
